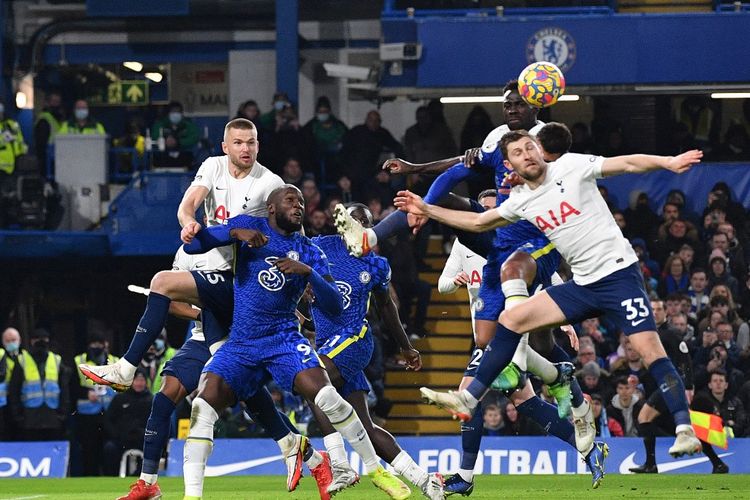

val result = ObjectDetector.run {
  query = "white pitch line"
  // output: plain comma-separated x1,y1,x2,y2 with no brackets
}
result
2,496,47,500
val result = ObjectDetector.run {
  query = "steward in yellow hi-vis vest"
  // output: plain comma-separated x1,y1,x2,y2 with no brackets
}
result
0,102,29,175
58,99,106,136
8,328,70,441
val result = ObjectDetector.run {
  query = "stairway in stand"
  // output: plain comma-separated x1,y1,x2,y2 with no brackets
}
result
383,236,474,435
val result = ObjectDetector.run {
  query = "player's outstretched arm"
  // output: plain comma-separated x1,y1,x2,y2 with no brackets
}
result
383,155,463,175
394,190,509,233
600,149,703,177
372,286,422,371
183,225,235,254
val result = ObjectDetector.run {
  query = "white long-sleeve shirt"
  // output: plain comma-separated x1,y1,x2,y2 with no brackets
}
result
438,240,486,335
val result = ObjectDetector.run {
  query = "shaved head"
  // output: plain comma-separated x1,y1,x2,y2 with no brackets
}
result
266,184,303,206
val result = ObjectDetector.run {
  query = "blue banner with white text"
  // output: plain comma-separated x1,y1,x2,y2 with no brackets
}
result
165,436,750,476
0,441,70,478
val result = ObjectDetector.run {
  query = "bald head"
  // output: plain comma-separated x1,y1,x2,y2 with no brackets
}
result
2,327,21,348
347,203,374,228
266,184,303,206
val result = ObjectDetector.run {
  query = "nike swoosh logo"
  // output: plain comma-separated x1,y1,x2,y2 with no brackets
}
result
619,451,733,474
631,318,647,327
194,263,205,268
216,187,227,190
122,403,130,408
302,357,311,363
466,255,474,259
205,454,282,476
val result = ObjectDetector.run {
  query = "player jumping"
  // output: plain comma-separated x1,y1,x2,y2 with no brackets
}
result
395,131,704,463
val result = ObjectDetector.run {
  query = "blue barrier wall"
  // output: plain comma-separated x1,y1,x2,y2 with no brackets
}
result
0,442,69,478
382,12,750,88
165,436,750,476
598,162,750,215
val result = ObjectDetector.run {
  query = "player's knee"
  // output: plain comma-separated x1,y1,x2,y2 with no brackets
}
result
475,322,496,347
499,308,525,332
500,253,535,284
150,271,177,295
314,385,353,423
160,376,186,404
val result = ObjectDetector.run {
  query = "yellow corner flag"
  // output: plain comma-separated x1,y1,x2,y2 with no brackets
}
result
690,410,733,449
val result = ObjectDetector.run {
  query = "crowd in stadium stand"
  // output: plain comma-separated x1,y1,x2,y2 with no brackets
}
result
2,91,750,475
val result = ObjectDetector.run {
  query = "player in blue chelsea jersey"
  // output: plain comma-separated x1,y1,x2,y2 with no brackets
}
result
180,185,396,500
309,203,444,500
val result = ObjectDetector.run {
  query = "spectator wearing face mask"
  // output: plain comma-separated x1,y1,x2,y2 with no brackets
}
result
150,101,199,168
303,96,348,181
140,330,176,393
58,99,105,135
73,332,119,476
1,327,24,438
8,328,71,441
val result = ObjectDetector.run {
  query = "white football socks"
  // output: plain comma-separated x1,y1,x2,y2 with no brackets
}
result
139,472,158,485
502,279,530,371
183,397,218,498
323,432,348,467
458,468,474,482
526,346,559,384
315,386,380,473
391,450,429,489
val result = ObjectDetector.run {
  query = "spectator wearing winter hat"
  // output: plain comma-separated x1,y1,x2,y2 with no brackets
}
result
707,249,739,297
577,361,613,403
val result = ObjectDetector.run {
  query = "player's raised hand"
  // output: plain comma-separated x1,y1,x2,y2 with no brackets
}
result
382,158,412,174
231,228,268,248
181,221,202,244
275,257,311,276
560,324,579,351
401,347,422,371
394,190,428,217
666,149,703,174
463,147,482,168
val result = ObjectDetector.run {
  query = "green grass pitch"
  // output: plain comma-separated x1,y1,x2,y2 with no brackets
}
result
0,474,747,499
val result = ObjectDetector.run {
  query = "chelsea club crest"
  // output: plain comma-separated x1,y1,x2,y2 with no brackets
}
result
526,27,576,73
359,271,371,284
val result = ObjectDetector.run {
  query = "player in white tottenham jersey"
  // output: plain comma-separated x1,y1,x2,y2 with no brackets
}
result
80,118,282,388
395,129,705,460
437,187,603,492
